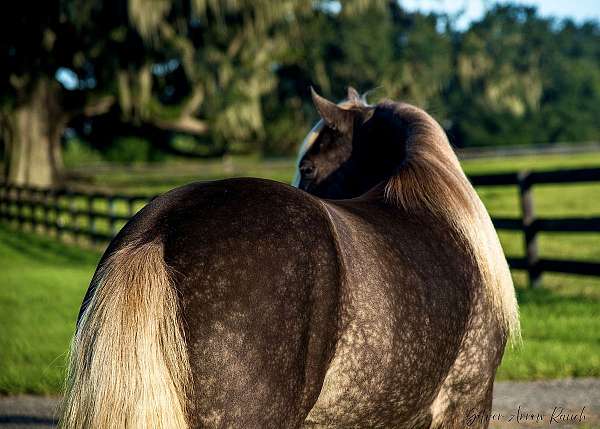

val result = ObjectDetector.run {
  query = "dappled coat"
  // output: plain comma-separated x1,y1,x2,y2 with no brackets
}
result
60,89,519,429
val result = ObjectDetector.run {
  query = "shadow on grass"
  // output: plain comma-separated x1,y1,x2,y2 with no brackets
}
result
516,286,598,306
0,223,101,267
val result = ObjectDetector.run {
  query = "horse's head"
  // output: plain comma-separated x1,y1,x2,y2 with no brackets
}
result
295,87,409,199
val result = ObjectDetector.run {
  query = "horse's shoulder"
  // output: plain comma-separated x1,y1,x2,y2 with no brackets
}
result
320,198,478,289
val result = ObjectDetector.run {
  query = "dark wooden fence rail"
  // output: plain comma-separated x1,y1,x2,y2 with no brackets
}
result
0,184,150,243
1,167,600,286
469,167,600,286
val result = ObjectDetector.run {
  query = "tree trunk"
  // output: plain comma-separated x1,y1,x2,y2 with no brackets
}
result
3,78,67,188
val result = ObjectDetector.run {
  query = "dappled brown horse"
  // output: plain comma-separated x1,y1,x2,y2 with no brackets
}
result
61,89,519,429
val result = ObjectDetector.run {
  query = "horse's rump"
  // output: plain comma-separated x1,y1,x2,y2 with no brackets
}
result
62,178,345,428
154,178,343,427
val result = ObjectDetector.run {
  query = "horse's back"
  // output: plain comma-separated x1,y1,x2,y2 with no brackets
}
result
151,178,341,427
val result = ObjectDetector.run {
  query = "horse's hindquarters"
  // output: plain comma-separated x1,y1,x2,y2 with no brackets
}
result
159,179,342,428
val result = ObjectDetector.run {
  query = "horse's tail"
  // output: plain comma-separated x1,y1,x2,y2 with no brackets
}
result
60,239,191,429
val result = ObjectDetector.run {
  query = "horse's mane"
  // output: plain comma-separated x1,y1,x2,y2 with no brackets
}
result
379,100,520,342
295,94,519,341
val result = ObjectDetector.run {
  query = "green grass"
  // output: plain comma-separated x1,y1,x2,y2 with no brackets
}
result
0,224,101,394
464,152,600,380
498,272,600,380
69,156,294,195
1,151,599,393
461,151,600,174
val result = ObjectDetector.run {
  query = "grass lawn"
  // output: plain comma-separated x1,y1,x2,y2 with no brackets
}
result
0,151,599,394
0,224,101,394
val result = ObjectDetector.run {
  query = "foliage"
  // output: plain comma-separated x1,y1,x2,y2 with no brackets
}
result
266,3,600,154
63,137,105,167
104,136,166,164
1,1,600,166
445,6,600,147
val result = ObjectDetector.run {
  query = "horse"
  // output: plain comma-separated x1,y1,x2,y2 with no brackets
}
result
293,88,520,427
60,88,519,429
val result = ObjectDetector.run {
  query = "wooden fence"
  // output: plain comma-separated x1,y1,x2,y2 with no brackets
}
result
0,185,150,243
1,167,600,286
469,168,600,286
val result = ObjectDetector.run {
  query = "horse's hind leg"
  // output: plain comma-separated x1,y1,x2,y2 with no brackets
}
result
176,269,338,429
185,329,309,428
429,376,495,429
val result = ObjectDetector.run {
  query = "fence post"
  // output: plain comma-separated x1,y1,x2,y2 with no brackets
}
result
127,198,135,218
88,195,96,244
6,186,13,223
0,184,5,220
19,185,29,231
24,187,32,229
42,189,51,233
29,188,38,230
68,191,78,242
16,187,25,229
518,171,541,287
107,196,117,237
30,188,38,231
53,191,62,239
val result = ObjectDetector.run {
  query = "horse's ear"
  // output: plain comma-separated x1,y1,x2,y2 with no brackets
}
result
347,87,360,101
311,87,354,134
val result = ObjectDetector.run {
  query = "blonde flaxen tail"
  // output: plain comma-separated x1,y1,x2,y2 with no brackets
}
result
60,240,191,429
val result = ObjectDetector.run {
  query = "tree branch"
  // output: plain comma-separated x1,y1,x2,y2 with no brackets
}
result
81,95,117,117
182,85,204,117
153,115,209,135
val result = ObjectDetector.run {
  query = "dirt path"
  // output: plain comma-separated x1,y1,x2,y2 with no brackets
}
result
1,379,598,428
0,395,59,428
491,378,599,428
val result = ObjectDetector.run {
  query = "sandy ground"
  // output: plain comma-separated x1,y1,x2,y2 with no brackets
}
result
490,378,599,428
0,378,598,428
0,395,59,428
